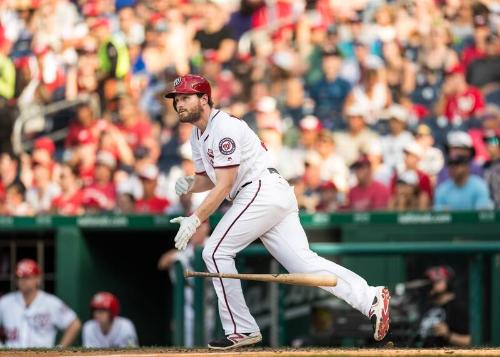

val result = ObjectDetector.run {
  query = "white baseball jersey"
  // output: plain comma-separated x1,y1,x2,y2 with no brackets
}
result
191,109,272,200
0,291,77,348
82,316,138,348
193,109,379,337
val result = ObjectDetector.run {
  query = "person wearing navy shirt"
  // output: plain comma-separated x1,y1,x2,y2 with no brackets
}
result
308,50,351,129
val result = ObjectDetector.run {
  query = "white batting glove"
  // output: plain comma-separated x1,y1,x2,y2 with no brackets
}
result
170,214,201,250
175,176,195,196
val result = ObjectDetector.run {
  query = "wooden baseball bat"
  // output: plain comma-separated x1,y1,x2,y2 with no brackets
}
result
184,271,337,287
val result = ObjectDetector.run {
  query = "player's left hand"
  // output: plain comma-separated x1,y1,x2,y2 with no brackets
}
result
170,214,201,250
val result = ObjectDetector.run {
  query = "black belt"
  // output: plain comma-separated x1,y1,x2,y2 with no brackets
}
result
233,168,279,200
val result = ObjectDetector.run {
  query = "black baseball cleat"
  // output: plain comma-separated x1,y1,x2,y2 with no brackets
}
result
208,332,262,350
368,286,391,341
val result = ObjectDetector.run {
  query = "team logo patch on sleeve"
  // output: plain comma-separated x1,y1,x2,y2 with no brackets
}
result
219,137,236,155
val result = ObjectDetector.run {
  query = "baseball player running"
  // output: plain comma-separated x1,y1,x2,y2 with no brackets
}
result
0,259,81,348
166,75,390,350
82,292,138,348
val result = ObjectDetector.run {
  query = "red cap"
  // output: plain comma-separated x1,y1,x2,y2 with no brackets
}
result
350,155,371,169
16,259,41,278
446,64,465,76
164,74,212,101
90,292,120,317
90,17,110,30
425,266,454,282
82,1,100,17
34,137,55,155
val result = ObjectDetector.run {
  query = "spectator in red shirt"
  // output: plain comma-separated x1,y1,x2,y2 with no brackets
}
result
391,142,433,201
461,13,490,69
51,164,84,215
82,151,117,212
346,155,390,211
32,137,56,169
65,103,106,149
438,64,485,124
116,95,158,161
134,164,170,214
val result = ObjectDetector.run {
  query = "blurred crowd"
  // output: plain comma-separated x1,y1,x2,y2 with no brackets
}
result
0,0,499,215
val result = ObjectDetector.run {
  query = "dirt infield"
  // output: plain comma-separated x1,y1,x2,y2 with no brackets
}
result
1,348,500,357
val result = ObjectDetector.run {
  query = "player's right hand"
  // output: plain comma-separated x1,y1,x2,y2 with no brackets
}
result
175,176,195,196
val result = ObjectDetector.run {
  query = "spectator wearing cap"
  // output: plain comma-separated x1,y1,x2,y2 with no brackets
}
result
116,96,156,156
333,105,380,166
65,103,106,150
308,50,351,126
82,151,117,212
365,140,393,187
346,155,390,211
380,104,415,170
294,151,340,213
314,129,349,194
32,137,57,170
415,124,445,179
0,259,81,348
416,265,471,347
388,170,429,211
437,64,485,124
391,142,433,201
25,155,61,214
254,96,283,133
437,131,484,185
192,1,236,66
50,164,84,215
434,154,493,211
134,164,170,214
298,115,323,153
65,37,100,100
4,182,33,216
482,131,500,208
258,124,304,181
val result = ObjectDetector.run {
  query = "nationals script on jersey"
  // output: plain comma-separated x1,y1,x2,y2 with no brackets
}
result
0,291,77,347
191,109,272,200
82,316,138,348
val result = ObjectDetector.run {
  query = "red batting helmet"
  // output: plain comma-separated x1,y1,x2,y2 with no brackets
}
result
16,259,41,278
90,292,120,317
164,74,212,102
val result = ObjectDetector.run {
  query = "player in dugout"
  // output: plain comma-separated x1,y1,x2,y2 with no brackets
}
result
165,74,391,350
0,259,81,348
82,291,138,348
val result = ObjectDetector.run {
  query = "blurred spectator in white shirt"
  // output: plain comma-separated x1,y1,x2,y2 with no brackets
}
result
380,104,415,170
414,124,444,180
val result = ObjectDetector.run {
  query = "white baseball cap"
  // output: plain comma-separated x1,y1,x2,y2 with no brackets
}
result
383,104,408,123
397,170,419,185
345,105,368,118
403,141,423,158
96,151,117,169
447,131,473,148
138,164,159,180
256,96,277,113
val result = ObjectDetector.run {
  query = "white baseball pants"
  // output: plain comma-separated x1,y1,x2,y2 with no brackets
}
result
202,172,377,335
